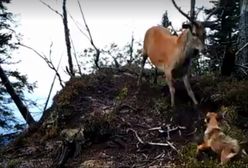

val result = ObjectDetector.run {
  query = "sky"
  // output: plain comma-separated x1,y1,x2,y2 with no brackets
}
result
6,0,212,123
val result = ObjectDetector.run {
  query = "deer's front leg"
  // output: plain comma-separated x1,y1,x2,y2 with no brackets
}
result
183,75,198,105
165,70,175,107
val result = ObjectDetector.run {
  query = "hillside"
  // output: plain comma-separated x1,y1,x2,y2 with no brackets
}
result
1,67,248,168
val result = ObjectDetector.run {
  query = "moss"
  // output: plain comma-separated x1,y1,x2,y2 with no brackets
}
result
116,87,128,101
7,159,20,168
178,129,248,168
54,77,88,106
219,106,237,123
150,97,171,121
83,112,116,143
218,80,248,111
179,143,219,168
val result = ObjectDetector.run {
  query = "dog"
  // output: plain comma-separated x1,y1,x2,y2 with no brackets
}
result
196,112,240,165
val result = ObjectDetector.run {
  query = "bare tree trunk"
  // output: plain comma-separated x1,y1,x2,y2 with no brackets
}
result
236,0,248,69
127,34,134,65
62,0,74,76
0,65,36,126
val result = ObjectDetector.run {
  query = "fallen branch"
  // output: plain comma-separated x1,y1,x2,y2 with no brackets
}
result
149,124,186,140
127,128,179,153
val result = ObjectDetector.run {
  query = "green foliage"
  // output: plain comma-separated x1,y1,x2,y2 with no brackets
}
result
179,140,248,168
6,159,20,168
161,11,171,28
54,77,87,106
116,87,128,101
152,97,171,117
83,111,116,143
218,80,248,111
0,0,36,131
179,143,219,168
205,0,240,73
79,39,142,72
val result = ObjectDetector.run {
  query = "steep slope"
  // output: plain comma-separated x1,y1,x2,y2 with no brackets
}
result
1,68,248,168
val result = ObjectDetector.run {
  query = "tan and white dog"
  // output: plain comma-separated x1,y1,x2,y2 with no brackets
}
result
197,112,240,165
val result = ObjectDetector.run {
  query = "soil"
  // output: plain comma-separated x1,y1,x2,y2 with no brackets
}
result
1,67,248,168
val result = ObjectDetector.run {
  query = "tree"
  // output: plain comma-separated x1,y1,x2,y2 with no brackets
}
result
0,0,36,128
41,0,75,77
205,0,240,74
63,0,75,77
161,11,171,28
236,0,248,77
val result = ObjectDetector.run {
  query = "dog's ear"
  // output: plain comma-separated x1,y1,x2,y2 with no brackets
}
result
216,113,223,121
204,117,210,123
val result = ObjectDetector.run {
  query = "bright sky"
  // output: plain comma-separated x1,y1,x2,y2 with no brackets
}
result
6,0,211,122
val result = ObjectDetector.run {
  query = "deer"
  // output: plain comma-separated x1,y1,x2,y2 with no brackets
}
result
138,0,219,107
197,112,240,165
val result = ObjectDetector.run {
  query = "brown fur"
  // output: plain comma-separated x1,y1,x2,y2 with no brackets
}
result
138,23,205,106
197,112,240,165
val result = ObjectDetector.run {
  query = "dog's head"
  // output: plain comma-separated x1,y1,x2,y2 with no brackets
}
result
205,112,223,128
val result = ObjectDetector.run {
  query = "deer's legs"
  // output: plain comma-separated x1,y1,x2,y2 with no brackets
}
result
183,75,198,105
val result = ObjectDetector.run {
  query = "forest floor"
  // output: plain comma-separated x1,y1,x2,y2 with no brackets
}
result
1,67,248,168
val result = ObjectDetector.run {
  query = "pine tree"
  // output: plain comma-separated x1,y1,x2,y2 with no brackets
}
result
205,0,240,74
236,0,248,78
0,0,35,129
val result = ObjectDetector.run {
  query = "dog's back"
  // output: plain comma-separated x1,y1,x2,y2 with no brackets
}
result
197,112,240,164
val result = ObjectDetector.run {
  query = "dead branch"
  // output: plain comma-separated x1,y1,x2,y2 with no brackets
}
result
148,124,186,140
204,2,221,21
69,13,90,41
70,38,83,76
40,0,63,17
127,128,179,153
77,0,100,69
195,7,204,18
127,33,134,64
235,41,248,56
19,43,65,88
41,0,75,76
43,55,63,112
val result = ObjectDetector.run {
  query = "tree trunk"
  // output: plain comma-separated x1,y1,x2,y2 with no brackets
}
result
236,0,248,68
62,0,74,77
0,65,36,126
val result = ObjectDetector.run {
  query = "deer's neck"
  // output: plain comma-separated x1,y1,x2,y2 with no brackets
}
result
183,30,196,59
172,30,194,77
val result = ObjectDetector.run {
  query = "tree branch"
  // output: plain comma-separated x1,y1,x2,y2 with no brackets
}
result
70,38,83,76
19,43,65,88
77,0,100,69
68,13,90,41
40,0,63,17
43,55,63,112
235,41,248,56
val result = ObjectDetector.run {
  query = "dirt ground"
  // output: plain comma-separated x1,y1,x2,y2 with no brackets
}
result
1,68,248,168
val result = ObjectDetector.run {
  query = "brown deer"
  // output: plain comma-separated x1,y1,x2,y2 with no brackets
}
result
138,0,218,107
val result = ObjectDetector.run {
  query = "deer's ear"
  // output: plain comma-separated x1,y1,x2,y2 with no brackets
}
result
182,23,192,29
